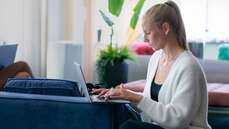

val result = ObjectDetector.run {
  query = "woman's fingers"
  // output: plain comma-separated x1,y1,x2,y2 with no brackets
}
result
98,89,109,97
91,84,127,100
91,88,106,94
104,88,122,99
109,95,123,99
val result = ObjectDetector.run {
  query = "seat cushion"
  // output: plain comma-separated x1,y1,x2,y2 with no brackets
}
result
4,78,81,97
208,83,229,106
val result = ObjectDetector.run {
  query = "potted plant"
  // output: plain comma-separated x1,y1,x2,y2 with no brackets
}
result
96,0,145,88
96,10,135,88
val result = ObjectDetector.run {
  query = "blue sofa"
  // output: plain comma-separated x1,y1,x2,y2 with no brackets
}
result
0,91,128,129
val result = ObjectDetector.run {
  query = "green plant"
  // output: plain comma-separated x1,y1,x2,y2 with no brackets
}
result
96,45,135,84
96,0,146,86
97,10,135,62
108,0,145,29
97,45,135,66
96,9,135,86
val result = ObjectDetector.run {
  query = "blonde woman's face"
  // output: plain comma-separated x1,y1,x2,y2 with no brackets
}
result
142,20,166,50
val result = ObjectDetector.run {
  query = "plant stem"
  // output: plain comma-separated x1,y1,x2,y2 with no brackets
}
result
110,26,114,47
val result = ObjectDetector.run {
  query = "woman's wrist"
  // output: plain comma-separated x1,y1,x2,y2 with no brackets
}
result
125,89,143,103
132,94,143,103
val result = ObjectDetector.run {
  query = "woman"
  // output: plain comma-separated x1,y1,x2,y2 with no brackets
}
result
0,61,33,90
92,1,211,129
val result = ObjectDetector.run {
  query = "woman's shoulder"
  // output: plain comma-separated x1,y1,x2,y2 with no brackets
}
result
176,51,203,72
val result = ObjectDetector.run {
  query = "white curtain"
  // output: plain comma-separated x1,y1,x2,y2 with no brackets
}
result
19,0,48,77
46,0,93,81
0,0,48,77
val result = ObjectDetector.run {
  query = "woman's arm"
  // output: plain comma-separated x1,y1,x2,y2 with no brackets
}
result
123,80,146,92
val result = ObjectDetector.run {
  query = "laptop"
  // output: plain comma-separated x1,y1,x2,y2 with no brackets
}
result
0,44,18,67
73,62,130,103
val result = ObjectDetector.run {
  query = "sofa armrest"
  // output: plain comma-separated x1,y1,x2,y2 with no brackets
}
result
0,91,89,103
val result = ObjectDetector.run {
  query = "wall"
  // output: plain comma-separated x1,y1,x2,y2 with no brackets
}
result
0,0,42,77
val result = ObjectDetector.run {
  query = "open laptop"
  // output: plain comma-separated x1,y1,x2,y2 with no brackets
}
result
73,62,130,103
0,44,18,67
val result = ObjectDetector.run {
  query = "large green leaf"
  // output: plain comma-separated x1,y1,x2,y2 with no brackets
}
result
130,0,145,29
108,0,124,17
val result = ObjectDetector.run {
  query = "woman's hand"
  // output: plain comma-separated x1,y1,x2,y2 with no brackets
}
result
104,84,143,103
91,88,109,96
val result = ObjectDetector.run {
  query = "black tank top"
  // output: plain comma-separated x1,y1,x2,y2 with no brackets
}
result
150,76,162,101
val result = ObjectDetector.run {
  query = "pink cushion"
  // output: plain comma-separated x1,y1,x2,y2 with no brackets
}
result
208,83,229,106
131,42,154,55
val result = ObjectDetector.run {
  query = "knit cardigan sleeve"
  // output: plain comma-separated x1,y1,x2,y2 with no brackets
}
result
137,56,204,129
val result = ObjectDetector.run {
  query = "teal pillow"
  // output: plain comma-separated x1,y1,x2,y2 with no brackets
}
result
218,44,229,60
4,78,81,97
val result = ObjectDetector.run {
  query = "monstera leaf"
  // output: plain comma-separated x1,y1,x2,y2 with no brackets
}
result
130,0,145,29
108,0,124,17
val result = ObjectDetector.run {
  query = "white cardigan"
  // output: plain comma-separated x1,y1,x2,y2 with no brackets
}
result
137,50,211,129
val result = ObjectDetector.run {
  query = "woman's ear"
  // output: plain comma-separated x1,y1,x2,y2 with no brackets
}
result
162,22,170,36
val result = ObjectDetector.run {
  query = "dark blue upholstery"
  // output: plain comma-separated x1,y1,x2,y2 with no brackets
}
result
4,78,81,96
2,78,228,129
0,91,228,129
0,92,127,129
208,106,229,129
0,78,131,129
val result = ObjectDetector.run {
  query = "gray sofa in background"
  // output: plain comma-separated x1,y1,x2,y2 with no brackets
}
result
126,55,229,83
126,55,150,82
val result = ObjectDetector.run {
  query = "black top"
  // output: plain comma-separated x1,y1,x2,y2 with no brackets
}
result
150,76,162,101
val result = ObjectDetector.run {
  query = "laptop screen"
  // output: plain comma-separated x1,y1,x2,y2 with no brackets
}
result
0,44,17,67
72,62,91,102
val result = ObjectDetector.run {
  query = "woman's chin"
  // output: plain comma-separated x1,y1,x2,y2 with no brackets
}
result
150,45,158,51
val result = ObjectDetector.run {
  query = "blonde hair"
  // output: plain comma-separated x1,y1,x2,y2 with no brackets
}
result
144,1,188,50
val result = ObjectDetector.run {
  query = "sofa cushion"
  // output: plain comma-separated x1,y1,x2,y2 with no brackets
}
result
208,83,229,106
199,59,229,83
218,44,229,61
131,42,154,55
4,78,81,96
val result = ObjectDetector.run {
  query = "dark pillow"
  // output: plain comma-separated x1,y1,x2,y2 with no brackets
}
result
4,78,81,97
